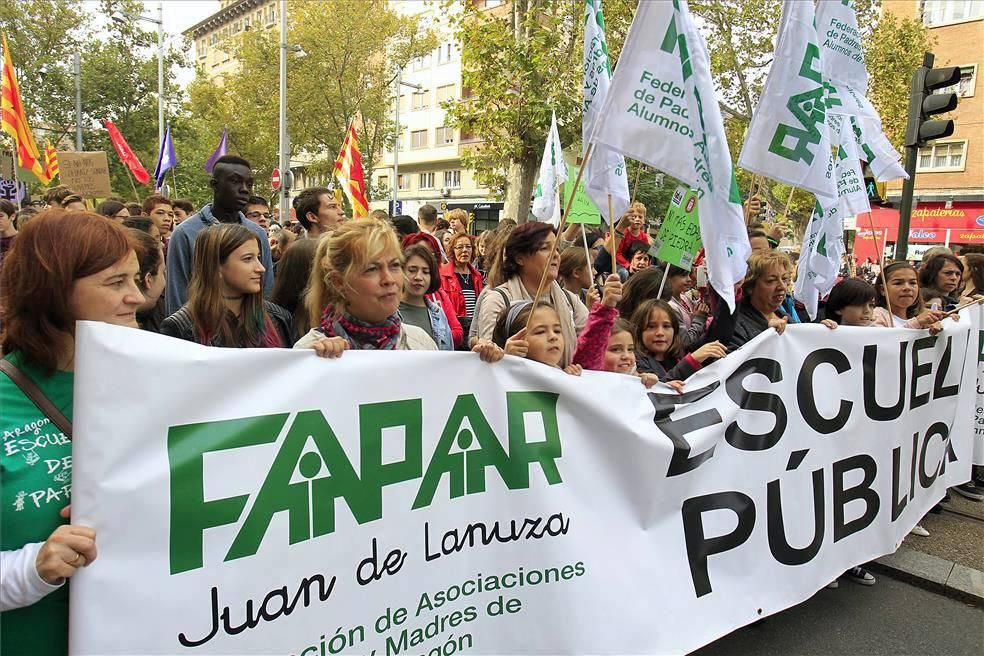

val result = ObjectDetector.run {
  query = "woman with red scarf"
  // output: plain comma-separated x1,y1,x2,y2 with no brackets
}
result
295,219,502,361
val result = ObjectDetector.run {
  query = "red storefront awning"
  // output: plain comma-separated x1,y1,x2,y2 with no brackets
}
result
852,201,984,261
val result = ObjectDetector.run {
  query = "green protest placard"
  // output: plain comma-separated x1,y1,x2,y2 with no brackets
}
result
650,185,701,269
562,164,602,225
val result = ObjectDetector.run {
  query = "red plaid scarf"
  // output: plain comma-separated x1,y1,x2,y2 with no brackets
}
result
319,305,402,350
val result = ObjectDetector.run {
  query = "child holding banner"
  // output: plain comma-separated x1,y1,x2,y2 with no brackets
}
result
630,299,727,380
871,262,945,331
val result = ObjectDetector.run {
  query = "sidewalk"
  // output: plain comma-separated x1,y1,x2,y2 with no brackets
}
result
869,493,984,605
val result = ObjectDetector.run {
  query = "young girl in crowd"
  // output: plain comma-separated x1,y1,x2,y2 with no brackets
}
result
819,278,876,327
871,261,944,331
559,247,598,308
631,299,726,380
402,243,455,351
127,228,167,333
494,302,584,375
161,224,292,347
604,318,660,388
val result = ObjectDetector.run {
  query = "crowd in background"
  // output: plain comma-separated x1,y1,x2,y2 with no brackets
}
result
1,155,983,656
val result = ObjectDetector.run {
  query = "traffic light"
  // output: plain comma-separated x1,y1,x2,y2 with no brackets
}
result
895,52,960,260
904,53,960,148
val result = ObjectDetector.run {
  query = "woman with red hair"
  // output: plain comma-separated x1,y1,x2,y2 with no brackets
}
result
1,210,144,655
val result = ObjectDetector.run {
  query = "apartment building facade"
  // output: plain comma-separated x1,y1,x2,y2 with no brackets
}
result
856,0,984,260
369,1,501,231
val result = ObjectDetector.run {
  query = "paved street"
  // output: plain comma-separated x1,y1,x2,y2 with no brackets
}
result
694,575,983,656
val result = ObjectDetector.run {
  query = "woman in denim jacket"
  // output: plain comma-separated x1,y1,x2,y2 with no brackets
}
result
400,242,455,351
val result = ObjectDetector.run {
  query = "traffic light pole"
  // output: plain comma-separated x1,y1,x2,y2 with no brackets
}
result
894,132,920,261
894,52,959,261
894,53,932,262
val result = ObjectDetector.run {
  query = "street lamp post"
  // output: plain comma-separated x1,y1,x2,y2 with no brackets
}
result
279,0,288,224
111,1,164,147
392,67,421,215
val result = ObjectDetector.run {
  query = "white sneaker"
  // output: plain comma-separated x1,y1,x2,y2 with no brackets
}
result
910,524,930,537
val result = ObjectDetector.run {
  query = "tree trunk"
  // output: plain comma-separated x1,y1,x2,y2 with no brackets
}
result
503,157,538,222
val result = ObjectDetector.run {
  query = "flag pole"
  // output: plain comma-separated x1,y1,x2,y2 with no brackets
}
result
864,210,889,293
743,174,761,224
170,167,178,198
525,142,595,333
581,225,595,285
607,193,617,273
121,164,141,203
630,164,643,205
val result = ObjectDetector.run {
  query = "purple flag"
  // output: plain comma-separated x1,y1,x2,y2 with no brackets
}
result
153,122,177,188
204,127,228,173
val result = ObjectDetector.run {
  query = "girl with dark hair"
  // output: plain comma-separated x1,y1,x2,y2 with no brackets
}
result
493,302,583,375
617,267,671,319
127,228,167,332
474,222,588,366
270,237,318,339
872,261,944,330
918,253,964,311
161,224,291,347
558,246,598,307
819,278,876,327
95,199,129,222
959,253,984,301
631,299,725,380
1,210,143,656
402,242,455,351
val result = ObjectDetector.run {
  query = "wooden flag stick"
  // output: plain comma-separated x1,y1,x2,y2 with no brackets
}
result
581,226,595,285
743,174,761,225
525,143,595,333
864,210,889,294
608,193,617,272
782,186,796,221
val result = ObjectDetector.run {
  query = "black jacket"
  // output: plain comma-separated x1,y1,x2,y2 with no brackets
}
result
161,301,293,347
727,300,784,351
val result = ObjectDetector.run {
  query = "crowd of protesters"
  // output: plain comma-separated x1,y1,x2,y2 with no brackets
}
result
1,155,983,655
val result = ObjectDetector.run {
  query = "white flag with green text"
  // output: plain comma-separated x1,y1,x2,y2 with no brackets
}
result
592,0,749,310
816,0,878,120
582,0,630,224
794,193,845,320
738,0,837,199
532,111,568,227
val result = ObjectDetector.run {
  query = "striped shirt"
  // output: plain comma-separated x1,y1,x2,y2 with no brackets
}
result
458,272,477,319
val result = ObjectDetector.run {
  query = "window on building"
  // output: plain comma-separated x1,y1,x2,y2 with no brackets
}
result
917,141,966,171
267,5,276,25
444,170,461,189
419,172,435,189
398,174,410,190
413,54,431,70
435,126,455,145
411,90,429,110
437,42,457,64
378,175,389,190
460,129,480,143
411,130,428,149
941,65,978,97
436,84,456,103
921,0,984,26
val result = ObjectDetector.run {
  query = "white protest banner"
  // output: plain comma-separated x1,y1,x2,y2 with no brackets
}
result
972,303,984,465
70,320,975,655
531,111,567,227
593,0,748,311
582,0,629,224
738,0,837,199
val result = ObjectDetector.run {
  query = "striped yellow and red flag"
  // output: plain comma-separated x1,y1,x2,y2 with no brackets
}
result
333,121,369,219
1,33,49,184
43,142,59,181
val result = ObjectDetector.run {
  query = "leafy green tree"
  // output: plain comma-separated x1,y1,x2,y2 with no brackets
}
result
186,0,435,205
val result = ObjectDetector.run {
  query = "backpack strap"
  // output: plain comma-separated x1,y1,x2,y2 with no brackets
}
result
0,359,73,439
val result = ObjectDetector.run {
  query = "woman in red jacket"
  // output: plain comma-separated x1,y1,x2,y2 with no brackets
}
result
440,231,485,334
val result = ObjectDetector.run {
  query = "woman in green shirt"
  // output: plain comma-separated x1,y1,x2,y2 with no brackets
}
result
0,210,144,656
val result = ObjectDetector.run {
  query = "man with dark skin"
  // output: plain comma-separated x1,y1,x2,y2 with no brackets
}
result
164,155,274,314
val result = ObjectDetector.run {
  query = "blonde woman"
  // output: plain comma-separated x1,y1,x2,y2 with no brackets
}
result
161,223,291,347
297,218,503,361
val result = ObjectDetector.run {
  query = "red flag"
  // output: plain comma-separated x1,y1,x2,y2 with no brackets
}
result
333,122,369,218
104,119,150,185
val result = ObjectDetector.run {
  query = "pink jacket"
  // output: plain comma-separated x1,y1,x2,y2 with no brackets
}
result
573,303,619,371
871,307,921,329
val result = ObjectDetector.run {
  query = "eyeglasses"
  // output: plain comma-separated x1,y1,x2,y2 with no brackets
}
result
247,212,272,220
